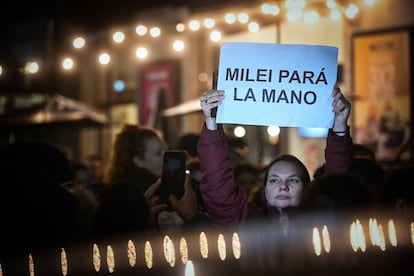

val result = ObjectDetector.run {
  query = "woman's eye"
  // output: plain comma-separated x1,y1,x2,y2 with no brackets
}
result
269,178,279,185
288,178,300,184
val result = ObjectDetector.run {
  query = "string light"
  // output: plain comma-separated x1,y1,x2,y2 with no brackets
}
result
2,1,376,74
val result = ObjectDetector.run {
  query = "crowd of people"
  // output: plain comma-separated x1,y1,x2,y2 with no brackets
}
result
0,85,413,274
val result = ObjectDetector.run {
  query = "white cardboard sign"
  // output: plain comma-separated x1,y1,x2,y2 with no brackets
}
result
216,42,338,128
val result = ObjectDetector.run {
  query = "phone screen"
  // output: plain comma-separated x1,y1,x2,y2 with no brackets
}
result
159,150,187,204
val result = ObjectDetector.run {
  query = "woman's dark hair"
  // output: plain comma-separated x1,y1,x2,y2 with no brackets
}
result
263,154,311,187
105,123,162,183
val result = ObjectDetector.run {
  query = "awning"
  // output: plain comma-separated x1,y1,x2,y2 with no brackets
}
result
0,94,107,128
160,98,201,117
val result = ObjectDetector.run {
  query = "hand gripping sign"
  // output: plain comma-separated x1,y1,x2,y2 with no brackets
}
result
216,42,338,128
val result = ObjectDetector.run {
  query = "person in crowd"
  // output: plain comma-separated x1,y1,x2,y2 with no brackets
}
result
91,123,204,238
197,86,352,228
176,133,200,163
234,162,266,211
91,124,168,238
0,140,82,274
380,162,414,214
84,154,106,196
300,172,373,212
104,124,166,191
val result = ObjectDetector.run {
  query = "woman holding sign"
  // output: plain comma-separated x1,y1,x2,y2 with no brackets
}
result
197,87,352,229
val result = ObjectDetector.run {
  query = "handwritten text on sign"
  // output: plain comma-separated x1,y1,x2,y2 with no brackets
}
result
216,42,338,128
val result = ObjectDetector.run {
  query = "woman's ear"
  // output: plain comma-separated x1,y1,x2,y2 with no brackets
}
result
133,155,144,167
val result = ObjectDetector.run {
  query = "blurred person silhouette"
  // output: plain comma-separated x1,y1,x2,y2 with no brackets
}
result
0,140,81,274
300,172,373,212
83,154,106,197
197,86,352,231
234,162,266,211
313,143,377,180
313,143,385,205
380,162,414,214
176,133,200,162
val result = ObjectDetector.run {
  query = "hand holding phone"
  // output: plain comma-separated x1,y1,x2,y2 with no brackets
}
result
159,150,187,204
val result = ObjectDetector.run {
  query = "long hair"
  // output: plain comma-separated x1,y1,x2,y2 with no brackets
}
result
105,124,162,183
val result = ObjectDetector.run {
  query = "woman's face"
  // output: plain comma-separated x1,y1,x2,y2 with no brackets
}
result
265,160,304,210
137,136,167,177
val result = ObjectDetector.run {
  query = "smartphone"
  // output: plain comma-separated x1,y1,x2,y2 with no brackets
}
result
159,150,187,204
211,70,218,118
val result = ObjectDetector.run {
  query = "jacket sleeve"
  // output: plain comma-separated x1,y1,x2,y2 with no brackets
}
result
197,124,249,225
324,128,353,174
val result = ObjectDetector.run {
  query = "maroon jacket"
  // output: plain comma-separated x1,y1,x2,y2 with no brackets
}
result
197,125,353,226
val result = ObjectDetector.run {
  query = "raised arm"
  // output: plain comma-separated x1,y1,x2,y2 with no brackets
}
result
324,86,353,174
197,90,250,225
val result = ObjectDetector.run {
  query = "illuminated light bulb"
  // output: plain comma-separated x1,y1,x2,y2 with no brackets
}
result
204,18,215,28
286,9,302,22
25,62,39,74
149,27,161,38
73,36,85,49
176,23,185,32
261,3,280,15
210,30,222,42
217,234,226,261
369,218,386,251
388,219,398,247
61,248,68,276
199,232,209,259
234,126,246,138
62,58,74,70
98,53,110,65
180,237,189,264
136,47,148,59
144,241,153,269
92,243,101,272
329,9,341,21
173,40,185,52
232,232,241,259
224,13,236,24
248,22,259,32
135,24,147,36
112,31,125,43
326,0,336,9
267,126,280,136
163,235,176,267
345,3,359,19
188,19,200,31
322,225,331,253
185,260,195,276
303,10,319,24
106,245,115,273
237,12,249,23
312,227,322,256
127,240,137,267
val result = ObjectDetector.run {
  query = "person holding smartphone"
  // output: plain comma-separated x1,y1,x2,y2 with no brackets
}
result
92,124,203,238
197,86,353,229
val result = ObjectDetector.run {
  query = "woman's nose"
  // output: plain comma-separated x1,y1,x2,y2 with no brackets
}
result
278,180,289,191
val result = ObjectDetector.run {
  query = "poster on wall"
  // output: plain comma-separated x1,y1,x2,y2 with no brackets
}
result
139,61,179,126
352,28,412,161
